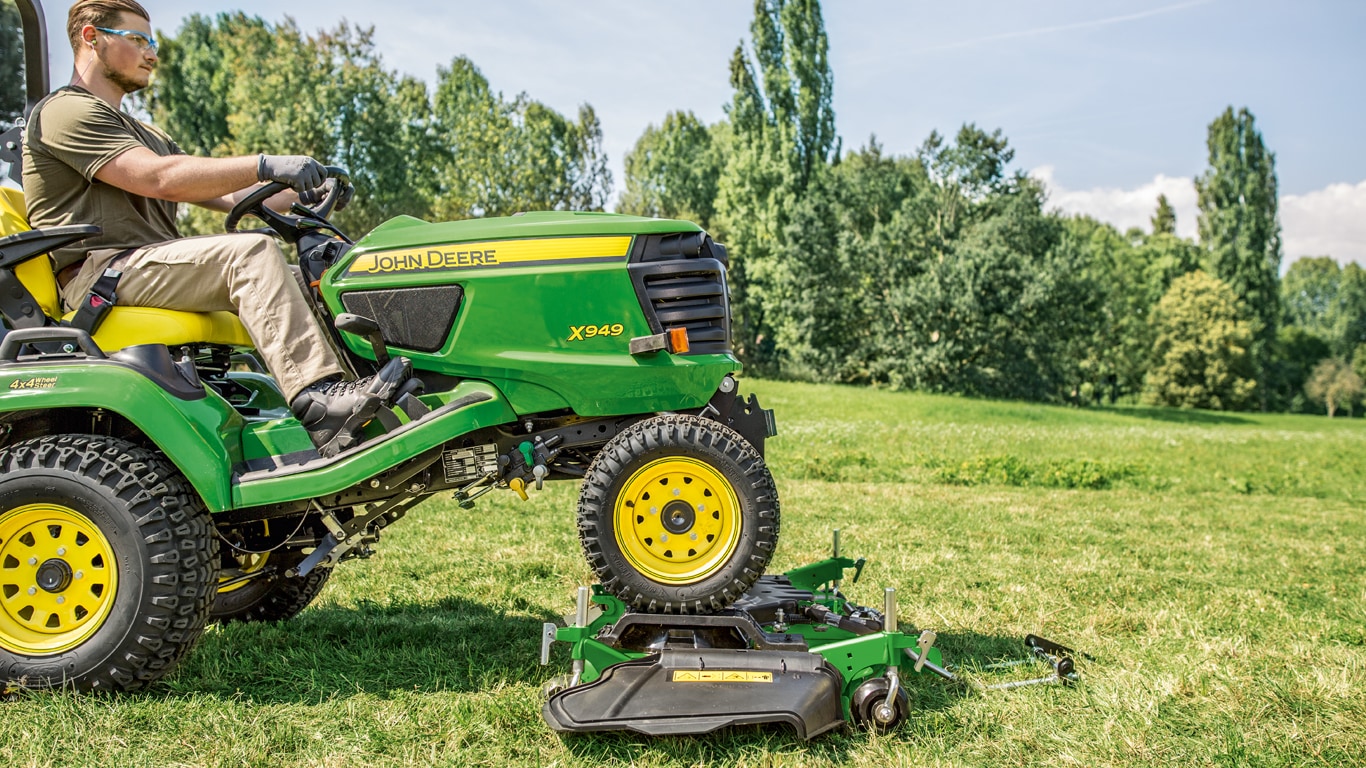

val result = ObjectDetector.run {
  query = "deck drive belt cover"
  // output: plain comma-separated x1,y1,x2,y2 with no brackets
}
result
543,648,845,740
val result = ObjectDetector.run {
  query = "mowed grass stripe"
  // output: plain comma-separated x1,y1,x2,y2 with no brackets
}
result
2,381,1363,766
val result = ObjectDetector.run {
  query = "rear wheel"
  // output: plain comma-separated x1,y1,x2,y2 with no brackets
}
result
577,414,779,613
0,435,218,691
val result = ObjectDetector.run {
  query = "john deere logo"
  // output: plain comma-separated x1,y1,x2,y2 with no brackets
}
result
346,236,632,276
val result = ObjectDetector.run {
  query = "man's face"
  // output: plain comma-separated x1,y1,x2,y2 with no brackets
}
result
90,12,158,94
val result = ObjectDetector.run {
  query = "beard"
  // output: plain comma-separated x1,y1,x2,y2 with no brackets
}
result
103,61,151,95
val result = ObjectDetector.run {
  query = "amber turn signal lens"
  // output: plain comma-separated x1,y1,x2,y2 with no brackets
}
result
667,327,690,354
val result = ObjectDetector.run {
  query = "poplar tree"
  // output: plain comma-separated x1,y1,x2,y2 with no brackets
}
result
1195,107,1281,409
1151,194,1176,235
715,0,837,368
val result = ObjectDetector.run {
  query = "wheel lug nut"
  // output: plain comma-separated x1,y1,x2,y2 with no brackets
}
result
28,557,37,565
691,533,698,541
56,596,65,604
75,571,84,579
27,587,36,596
660,534,669,542
650,507,658,514
697,504,705,512
56,547,66,556
672,488,680,496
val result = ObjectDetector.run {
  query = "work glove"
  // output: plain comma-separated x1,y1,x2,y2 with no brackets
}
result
300,177,353,211
257,154,326,192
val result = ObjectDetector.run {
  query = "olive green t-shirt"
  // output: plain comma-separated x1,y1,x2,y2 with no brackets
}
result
22,86,182,270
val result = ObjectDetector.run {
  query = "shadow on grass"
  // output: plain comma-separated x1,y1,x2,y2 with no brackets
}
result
165,594,562,703
1100,405,1252,425
158,599,1061,750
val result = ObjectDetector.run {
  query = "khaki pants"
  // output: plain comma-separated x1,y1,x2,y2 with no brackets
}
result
62,233,344,401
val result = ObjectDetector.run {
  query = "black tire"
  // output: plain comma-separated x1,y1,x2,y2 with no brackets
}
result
210,547,330,623
0,435,218,692
577,414,779,614
850,676,911,732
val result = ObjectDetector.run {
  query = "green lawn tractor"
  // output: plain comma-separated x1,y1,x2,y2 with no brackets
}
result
0,0,776,692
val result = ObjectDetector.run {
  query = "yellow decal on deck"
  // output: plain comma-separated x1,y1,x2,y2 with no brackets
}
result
671,670,774,683
8,377,57,390
346,236,633,276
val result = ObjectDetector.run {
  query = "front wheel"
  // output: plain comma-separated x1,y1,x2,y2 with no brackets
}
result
0,435,218,691
211,545,331,624
577,414,779,614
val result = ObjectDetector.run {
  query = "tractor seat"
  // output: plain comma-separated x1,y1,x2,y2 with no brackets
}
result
0,187,253,351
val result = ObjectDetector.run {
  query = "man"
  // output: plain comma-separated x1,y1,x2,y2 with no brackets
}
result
22,0,403,457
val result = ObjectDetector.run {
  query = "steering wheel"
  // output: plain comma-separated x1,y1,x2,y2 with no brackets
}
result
224,165,352,239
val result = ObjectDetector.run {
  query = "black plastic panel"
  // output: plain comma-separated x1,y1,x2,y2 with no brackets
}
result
340,285,463,353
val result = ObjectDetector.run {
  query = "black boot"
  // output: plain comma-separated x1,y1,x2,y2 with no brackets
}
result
291,357,413,457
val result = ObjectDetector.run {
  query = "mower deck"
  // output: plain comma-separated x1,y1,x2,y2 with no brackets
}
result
540,537,1084,739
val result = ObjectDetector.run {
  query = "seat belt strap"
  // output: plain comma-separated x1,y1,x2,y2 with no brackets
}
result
67,268,122,334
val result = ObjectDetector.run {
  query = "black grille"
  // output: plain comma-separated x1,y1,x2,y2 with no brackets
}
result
629,258,732,355
340,285,463,353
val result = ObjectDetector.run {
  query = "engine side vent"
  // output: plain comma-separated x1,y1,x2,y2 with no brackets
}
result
629,259,732,355
340,285,463,353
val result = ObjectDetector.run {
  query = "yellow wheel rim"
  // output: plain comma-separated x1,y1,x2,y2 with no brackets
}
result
218,551,269,594
218,521,270,594
614,457,741,585
0,504,119,656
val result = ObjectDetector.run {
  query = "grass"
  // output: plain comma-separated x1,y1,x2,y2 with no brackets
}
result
3,379,1365,767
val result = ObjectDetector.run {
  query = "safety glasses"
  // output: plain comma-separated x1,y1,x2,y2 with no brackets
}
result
94,27,158,55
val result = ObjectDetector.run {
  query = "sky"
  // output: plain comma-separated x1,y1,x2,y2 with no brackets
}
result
30,0,1366,266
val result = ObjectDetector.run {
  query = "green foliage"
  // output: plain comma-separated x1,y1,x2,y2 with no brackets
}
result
1304,357,1363,418
1143,270,1257,410
1059,219,1201,403
715,0,838,366
617,111,723,231
429,57,611,219
0,0,22,128
147,15,607,236
1195,107,1282,404
1150,193,1176,235
1281,256,1366,358
1270,325,1332,413
931,454,1140,489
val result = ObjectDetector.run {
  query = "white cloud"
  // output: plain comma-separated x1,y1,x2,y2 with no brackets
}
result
1280,182,1366,266
1032,168,1366,267
1032,165,1199,239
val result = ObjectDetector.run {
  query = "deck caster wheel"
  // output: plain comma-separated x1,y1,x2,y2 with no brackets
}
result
577,414,779,614
851,677,911,732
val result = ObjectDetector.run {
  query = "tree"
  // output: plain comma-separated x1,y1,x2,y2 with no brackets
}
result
618,111,723,231
150,15,442,234
1304,358,1363,418
714,0,838,367
1151,193,1176,235
1195,107,1281,409
1143,270,1256,410
430,57,611,219
1,0,23,128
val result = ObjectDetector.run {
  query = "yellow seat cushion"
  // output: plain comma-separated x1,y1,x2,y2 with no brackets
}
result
6,186,254,350
65,306,255,352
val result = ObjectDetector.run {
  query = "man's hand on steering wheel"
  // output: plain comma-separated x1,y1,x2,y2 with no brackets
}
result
226,165,353,237
301,178,353,212
257,154,327,191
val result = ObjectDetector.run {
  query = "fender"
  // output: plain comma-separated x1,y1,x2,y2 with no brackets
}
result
0,360,243,511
